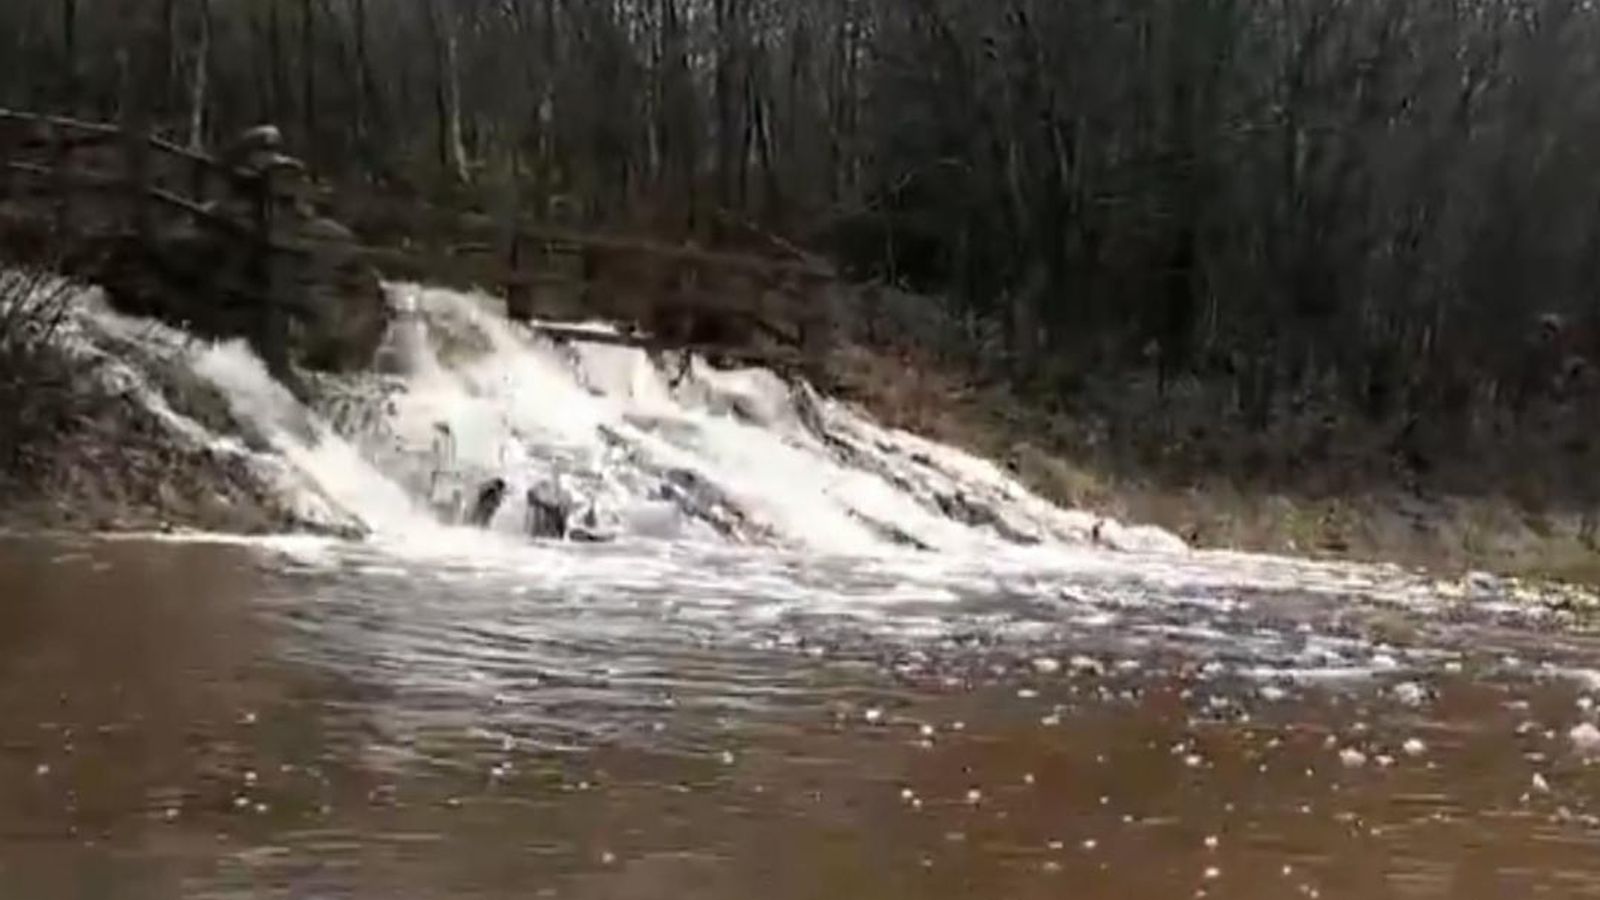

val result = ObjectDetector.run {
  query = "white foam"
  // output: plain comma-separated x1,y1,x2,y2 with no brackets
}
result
66,280,1573,615
190,340,433,537
345,283,1190,556
28,272,1600,679
70,277,1573,614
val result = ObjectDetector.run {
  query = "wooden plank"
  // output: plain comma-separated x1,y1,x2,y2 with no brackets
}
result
0,109,121,139
504,272,575,288
0,108,836,367
334,189,833,279
447,231,830,281
2,161,312,255
6,159,114,185
0,109,836,277
0,116,15,201
528,324,648,347
526,322,807,367
0,108,224,171
121,112,154,239
147,184,292,246
518,226,834,281
50,122,71,234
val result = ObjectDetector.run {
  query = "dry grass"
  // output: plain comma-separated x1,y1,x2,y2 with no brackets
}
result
0,266,82,470
0,264,306,533
827,332,1600,584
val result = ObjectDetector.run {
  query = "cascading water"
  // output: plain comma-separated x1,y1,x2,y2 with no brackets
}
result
306,284,1186,555
67,281,1185,558
72,278,1582,626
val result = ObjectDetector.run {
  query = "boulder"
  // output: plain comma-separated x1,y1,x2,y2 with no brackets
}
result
283,215,389,372
567,504,617,542
467,477,508,527
525,480,571,538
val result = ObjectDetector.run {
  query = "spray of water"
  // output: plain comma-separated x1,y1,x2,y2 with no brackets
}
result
331,285,1190,554
51,277,1600,656
61,281,1184,558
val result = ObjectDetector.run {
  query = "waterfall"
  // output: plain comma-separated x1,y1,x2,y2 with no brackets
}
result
73,282,1186,558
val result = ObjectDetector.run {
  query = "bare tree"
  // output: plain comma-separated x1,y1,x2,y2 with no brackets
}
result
6,0,1600,456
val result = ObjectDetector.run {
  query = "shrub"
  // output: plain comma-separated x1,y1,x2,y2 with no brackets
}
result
0,267,80,470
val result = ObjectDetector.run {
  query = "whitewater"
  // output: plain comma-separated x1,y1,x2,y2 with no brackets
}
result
33,277,1587,641
76,282,1188,554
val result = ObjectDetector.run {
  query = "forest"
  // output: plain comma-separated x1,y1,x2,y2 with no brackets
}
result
3,0,1600,462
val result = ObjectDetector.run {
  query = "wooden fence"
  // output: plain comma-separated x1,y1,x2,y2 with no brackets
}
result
0,108,839,376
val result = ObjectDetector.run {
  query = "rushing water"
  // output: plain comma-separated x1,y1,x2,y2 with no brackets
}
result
8,283,1600,897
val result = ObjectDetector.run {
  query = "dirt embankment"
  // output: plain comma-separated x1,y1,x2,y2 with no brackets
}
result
831,342,1600,585
0,385,297,535
0,272,307,535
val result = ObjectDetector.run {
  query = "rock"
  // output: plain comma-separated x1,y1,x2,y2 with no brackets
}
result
231,124,284,155
287,222,389,372
568,504,617,543
936,491,998,527
655,467,764,541
525,480,571,539
466,477,508,527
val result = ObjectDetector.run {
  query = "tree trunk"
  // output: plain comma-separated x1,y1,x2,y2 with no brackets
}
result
267,0,289,127
349,0,386,168
61,0,78,112
660,0,695,233
187,0,211,150
162,0,179,117
426,0,468,184
714,0,737,213
300,0,317,163
118,1,157,239
445,24,466,180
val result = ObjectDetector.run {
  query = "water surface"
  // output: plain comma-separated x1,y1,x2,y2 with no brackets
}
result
4,536,1600,898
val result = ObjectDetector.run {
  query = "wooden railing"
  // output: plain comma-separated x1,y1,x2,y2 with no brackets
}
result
0,108,839,376
0,109,310,378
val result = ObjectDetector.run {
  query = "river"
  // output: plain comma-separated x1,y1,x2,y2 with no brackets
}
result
4,532,1600,899
8,283,1600,897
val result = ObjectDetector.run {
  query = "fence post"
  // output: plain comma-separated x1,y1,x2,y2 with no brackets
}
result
50,124,71,236
505,229,535,322
499,176,533,322
251,162,291,384
122,117,154,241
799,272,835,386
0,120,14,204
116,9,159,243
191,154,208,208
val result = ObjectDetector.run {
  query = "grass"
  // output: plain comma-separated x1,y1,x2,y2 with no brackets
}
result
0,266,81,473
0,263,307,533
827,331,1600,585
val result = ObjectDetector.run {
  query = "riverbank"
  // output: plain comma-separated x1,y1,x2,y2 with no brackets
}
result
0,274,307,535
0,390,296,535
832,342,1600,584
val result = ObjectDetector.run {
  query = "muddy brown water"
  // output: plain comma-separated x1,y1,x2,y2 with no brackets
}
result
5,535,1600,899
